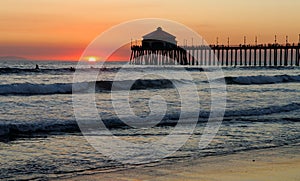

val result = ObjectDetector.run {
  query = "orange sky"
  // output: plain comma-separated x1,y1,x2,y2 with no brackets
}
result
0,0,299,61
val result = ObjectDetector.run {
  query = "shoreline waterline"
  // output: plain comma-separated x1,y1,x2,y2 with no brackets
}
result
59,144,300,181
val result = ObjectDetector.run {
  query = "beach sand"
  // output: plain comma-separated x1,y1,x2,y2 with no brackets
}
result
62,145,300,181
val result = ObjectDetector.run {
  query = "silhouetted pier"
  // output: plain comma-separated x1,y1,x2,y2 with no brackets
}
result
130,27,300,66
131,44,300,66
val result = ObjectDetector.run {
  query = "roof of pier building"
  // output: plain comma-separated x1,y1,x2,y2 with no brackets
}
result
142,27,177,45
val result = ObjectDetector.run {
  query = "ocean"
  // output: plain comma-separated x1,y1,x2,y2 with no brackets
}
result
0,60,299,180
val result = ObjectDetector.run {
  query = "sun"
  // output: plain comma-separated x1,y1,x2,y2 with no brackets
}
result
88,57,97,62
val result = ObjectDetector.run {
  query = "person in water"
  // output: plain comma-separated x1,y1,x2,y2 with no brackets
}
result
35,64,39,70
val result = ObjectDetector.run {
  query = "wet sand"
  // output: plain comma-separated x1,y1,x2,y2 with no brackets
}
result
61,145,300,181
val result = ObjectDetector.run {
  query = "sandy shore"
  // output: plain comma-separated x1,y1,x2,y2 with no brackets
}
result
61,145,300,181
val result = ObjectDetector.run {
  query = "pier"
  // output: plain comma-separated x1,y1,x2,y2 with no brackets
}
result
130,28,300,66
131,44,300,67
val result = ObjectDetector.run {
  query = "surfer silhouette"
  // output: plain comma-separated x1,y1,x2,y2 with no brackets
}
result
69,67,75,71
35,64,39,70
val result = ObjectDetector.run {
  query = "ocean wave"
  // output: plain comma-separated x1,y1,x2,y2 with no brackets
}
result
223,74,300,85
224,102,300,117
0,83,74,95
0,67,74,74
1,103,299,140
0,66,207,75
0,79,178,95
1,66,298,75
0,120,79,138
0,67,121,74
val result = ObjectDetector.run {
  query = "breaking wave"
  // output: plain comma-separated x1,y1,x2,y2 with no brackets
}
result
223,74,300,85
0,67,120,74
1,102,299,140
0,79,180,95
0,66,205,75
